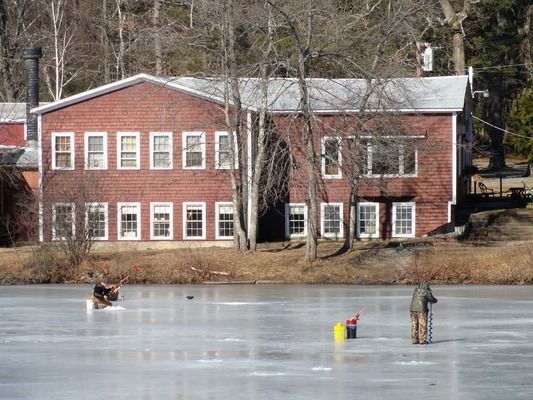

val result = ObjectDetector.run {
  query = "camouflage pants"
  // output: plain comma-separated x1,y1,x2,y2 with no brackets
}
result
410,312,428,344
91,295,112,309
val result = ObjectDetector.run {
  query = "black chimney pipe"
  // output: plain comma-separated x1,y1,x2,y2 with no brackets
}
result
23,47,42,148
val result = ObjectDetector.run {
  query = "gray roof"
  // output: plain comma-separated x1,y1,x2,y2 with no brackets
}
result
170,75,470,112
0,145,38,169
0,103,26,122
32,73,469,115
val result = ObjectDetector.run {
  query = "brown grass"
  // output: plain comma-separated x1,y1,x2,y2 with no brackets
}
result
1,239,533,285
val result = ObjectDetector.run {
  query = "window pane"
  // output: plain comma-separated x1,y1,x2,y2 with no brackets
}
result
87,136,104,168
323,205,341,235
324,139,339,175
186,206,203,237
55,137,71,152
395,205,413,235
56,153,71,168
120,136,137,168
88,136,103,152
218,204,233,237
55,136,72,168
55,205,73,238
218,135,230,168
185,135,203,167
87,205,106,239
153,136,169,151
372,142,399,175
154,152,170,168
153,205,171,238
359,204,377,235
404,145,416,175
120,205,138,238
289,206,305,235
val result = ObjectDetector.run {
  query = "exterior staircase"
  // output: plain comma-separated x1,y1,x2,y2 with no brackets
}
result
462,207,533,241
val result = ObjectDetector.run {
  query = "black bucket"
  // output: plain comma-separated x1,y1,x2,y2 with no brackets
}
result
346,320,357,339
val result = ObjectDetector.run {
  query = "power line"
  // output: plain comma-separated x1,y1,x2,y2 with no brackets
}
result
471,114,532,140
473,63,533,72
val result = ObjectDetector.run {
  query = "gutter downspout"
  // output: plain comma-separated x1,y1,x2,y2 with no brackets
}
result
449,112,458,223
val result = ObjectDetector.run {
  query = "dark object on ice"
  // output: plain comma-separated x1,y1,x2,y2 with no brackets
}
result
346,319,357,339
186,296,194,300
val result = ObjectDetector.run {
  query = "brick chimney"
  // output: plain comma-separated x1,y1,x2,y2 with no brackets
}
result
23,47,42,148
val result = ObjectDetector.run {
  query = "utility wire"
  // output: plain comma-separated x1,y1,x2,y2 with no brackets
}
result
473,63,533,72
471,114,532,140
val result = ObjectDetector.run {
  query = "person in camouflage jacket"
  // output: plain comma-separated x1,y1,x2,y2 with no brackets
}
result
410,281,437,344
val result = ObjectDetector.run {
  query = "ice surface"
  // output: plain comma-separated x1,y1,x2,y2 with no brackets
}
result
1,284,532,399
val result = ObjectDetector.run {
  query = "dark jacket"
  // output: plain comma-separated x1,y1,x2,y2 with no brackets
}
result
410,282,437,313
93,283,112,299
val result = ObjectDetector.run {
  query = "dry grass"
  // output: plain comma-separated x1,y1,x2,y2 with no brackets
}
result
1,239,533,285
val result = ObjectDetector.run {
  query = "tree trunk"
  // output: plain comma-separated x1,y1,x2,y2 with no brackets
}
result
101,0,111,82
152,0,162,75
342,186,357,250
222,0,248,251
519,4,533,80
487,78,506,170
452,32,465,75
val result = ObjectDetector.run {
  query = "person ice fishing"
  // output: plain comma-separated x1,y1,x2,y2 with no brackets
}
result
91,281,120,309
410,281,437,345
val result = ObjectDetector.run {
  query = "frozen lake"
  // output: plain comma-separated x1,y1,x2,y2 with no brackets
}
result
1,284,532,400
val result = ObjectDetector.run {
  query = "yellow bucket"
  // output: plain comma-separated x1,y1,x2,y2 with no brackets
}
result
333,322,345,342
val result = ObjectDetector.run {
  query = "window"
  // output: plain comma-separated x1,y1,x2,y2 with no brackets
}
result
322,137,341,178
52,203,74,240
150,132,173,169
84,132,107,169
183,202,206,239
182,132,205,169
365,139,417,177
286,203,307,238
52,132,74,170
86,203,108,240
392,202,415,238
357,202,379,239
117,132,140,169
215,131,237,169
117,202,141,240
150,202,173,240
321,203,343,239
215,202,234,239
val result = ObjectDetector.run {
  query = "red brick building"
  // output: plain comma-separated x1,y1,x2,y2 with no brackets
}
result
33,74,472,245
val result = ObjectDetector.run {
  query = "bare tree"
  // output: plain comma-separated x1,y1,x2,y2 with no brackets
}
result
43,173,108,267
438,0,474,75
0,0,35,101
41,0,83,101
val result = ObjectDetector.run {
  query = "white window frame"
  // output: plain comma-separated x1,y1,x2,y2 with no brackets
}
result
84,132,108,170
215,202,234,240
117,132,140,170
364,138,418,178
320,202,344,239
285,203,308,239
392,202,416,238
183,202,206,240
52,202,75,240
52,132,75,170
215,131,238,169
117,202,141,240
357,202,380,239
149,132,173,170
150,202,173,240
85,202,108,241
321,137,342,179
182,131,205,170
